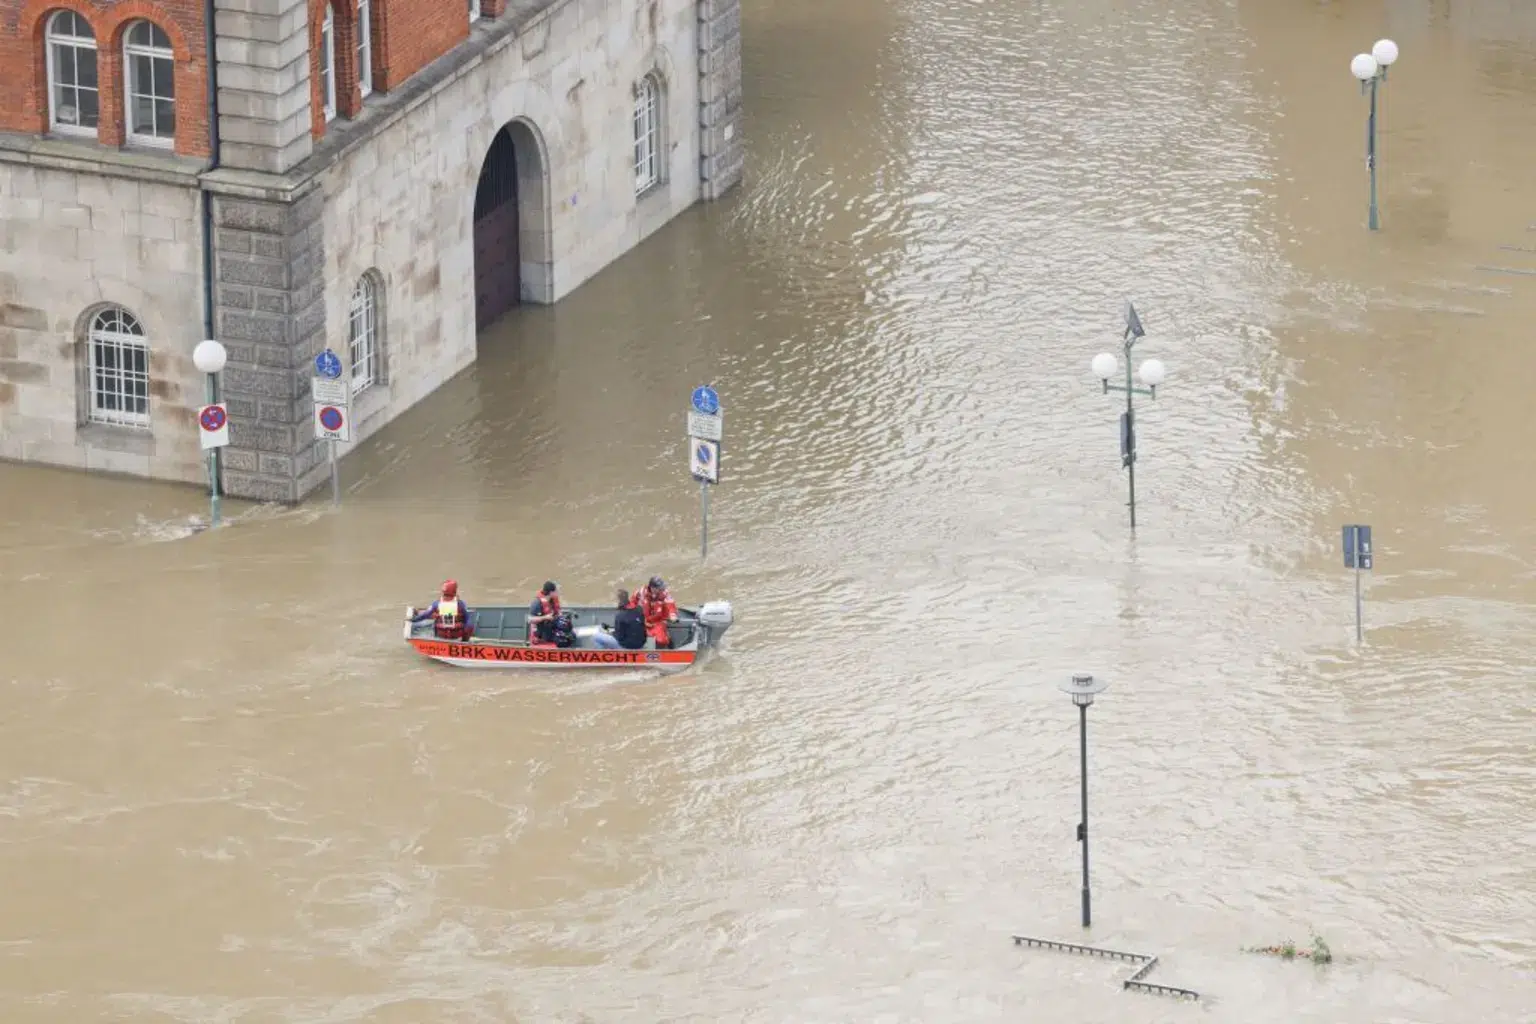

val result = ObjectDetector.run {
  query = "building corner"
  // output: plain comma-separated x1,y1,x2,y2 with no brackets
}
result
697,0,743,200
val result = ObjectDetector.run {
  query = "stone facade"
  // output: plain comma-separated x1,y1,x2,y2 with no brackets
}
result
0,0,744,501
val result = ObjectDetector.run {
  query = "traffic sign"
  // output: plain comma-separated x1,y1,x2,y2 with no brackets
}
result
1342,524,1374,570
689,437,719,484
198,403,229,450
315,349,342,380
312,376,348,406
314,403,351,442
687,410,722,442
691,385,720,416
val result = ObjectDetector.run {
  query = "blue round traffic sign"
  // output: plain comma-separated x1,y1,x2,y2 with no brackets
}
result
695,443,712,464
199,405,226,432
318,406,344,431
315,349,342,380
691,385,720,416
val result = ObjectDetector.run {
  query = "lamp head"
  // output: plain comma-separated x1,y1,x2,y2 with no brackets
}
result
193,339,227,374
1350,53,1379,82
1091,353,1118,381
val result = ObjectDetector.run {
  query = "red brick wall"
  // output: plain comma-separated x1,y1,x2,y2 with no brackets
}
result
0,0,210,158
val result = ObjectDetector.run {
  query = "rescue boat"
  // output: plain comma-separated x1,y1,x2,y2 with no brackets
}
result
402,600,735,671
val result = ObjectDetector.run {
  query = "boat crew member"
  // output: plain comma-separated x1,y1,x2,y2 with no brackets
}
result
636,576,679,648
527,581,562,644
410,580,474,640
592,590,648,651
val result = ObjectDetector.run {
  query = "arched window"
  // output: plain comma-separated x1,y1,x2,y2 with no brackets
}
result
632,74,661,195
124,21,175,146
356,0,373,99
45,11,99,136
319,5,336,122
86,306,151,428
348,275,378,394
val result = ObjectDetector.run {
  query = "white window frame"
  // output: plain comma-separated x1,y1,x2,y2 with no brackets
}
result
86,307,152,429
320,5,337,123
45,11,99,137
123,20,176,148
633,74,660,195
348,276,378,396
356,0,373,100
469,0,481,23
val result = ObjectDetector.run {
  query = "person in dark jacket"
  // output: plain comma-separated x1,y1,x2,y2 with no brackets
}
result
592,589,649,650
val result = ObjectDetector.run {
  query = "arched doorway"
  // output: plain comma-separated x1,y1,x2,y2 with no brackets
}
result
472,119,553,330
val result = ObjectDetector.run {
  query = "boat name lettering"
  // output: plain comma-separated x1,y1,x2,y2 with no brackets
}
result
424,642,650,664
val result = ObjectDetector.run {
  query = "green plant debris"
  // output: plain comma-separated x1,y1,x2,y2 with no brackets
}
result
1245,931,1333,964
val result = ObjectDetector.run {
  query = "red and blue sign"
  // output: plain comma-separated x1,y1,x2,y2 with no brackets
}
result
199,405,227,432
318,406,344,431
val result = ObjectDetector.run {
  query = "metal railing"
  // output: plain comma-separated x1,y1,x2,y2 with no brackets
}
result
1011,934,1201,1002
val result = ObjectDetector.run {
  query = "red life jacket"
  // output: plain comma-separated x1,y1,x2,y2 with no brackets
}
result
528,594,562,645
434,597,470,640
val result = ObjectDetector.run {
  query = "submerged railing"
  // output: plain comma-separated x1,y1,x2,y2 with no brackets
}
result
1011,934,1201,1002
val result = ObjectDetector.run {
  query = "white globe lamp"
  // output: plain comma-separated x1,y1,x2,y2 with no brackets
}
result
1350,53,1378,82
1371,39,1398,67
193,339,228,375
1091,352,1118,381
1138,358,1166,388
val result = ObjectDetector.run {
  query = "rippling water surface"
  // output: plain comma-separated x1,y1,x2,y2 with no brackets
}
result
3,0,1536,1020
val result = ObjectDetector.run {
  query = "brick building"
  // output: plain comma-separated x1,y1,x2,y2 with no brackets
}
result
0,0,744,501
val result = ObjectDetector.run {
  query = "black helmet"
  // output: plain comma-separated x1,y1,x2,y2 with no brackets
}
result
649,576,665,590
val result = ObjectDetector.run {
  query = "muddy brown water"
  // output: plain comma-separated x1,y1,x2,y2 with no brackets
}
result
3,0,1535,1020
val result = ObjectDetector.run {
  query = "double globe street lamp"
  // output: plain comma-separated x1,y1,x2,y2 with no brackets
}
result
1349,38,1399,231
1092,303,1166,530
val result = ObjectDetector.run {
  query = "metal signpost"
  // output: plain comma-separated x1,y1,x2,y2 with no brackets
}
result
313,349,349,506
1092,303,1167,531
192,339,230,528
1342,524,1374,642
688,385,722,560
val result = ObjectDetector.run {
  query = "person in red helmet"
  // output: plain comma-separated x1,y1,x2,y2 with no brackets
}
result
409,579,474,640
635,575,678,648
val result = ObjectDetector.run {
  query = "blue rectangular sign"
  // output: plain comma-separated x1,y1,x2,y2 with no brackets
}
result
1342,525,1374,570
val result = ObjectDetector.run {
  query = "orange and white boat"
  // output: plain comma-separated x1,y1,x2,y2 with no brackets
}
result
402,600,734,671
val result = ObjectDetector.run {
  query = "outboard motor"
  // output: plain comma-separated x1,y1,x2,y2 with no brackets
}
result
551,612,577,649
694,601,735,649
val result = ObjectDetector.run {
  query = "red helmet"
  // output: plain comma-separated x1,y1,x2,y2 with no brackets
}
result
441,579,458,598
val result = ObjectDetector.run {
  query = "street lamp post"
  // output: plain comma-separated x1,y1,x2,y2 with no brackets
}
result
1059,673,1109,928
192,339,228,527
1350,39,1399,231
1092,303,1166,530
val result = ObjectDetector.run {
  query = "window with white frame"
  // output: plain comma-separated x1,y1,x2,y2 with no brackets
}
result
46,11,99,135
633,74,661,195
320,5,337,122
124,21,176,146
348,275,379,395
469,0,481,22
356,0,373,99
86,306,151,428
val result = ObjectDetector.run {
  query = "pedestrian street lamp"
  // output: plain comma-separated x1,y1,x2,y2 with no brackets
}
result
192,339,227,527
1092,302,1166,530
1059,672,1109,929
1350,38,1399,231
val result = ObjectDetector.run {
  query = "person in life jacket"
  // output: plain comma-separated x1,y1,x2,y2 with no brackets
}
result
636,575,679,648
527,581,562,645
409,579,474,640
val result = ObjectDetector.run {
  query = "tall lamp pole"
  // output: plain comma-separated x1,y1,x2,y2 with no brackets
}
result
1350,39,1399,231
192,339,228,527
1059,672,1108,928
1092,303,1166,530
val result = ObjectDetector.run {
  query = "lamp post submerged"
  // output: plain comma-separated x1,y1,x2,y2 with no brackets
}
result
192,339,227,528
1092,302,1166,531
1350,39,1399,231
1059,672,1109,928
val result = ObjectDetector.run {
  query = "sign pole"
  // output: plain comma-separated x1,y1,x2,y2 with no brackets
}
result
1355,560,1363,643
313,349,349,508
1342,523,1372,643
687,384,723,563
330,438,340,506
205,371,222,528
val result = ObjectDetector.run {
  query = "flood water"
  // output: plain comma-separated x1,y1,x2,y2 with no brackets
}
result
3,0,1536,1020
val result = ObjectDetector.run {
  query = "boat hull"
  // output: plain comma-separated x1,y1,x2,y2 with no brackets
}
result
406,637,696,670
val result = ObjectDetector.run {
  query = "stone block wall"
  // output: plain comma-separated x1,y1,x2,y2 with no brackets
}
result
698,0,744,200
208,186,327,501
